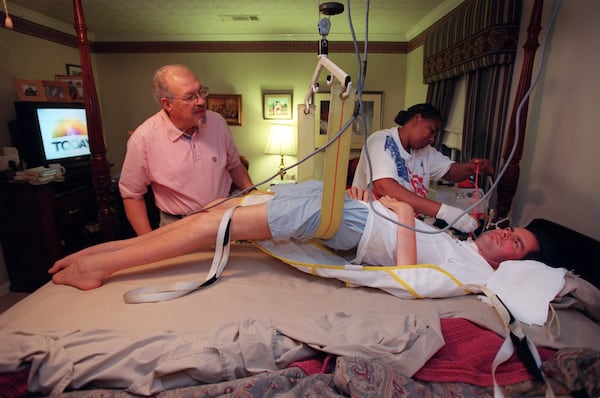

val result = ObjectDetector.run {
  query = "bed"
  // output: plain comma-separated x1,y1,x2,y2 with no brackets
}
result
1,236,599,397
2,1,599,396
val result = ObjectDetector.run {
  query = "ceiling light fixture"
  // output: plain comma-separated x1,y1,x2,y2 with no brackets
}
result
219,15,260,22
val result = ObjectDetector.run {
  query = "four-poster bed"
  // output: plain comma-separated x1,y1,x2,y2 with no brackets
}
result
72,0,117,241
69,0,542,243
494,0,543,226
0,1,598,396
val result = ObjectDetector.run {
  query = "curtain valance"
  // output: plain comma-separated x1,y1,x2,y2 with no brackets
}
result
423,0,521,83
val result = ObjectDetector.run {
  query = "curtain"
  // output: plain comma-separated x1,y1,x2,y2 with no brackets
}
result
423,0,521,187
423,0,521,83
426,78,457,150
462,65,514,173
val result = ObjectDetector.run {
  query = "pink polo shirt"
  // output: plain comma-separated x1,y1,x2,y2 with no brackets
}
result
119,110,243,216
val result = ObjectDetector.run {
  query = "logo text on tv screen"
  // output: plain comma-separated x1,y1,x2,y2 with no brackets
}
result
37,108,90,161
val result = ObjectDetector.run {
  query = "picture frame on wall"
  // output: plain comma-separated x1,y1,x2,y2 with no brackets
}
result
207,94,242,126
55,75,84,102
13,79,47,102
66,63,82,76
314,91,383,149
263,92,293,120
42,80,70,102
351,92,383,149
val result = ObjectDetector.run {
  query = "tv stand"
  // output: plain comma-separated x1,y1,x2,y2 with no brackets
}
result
0,180,100,292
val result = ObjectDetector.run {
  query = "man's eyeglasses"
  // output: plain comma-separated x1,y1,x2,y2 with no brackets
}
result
170,87,209,104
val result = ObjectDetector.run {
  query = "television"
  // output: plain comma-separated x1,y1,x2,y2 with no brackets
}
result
11,101,91,171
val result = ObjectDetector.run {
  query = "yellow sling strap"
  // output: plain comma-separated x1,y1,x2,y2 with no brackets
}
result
314,84,355,239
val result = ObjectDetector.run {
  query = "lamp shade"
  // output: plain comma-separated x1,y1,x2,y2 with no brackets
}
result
264,124,296,155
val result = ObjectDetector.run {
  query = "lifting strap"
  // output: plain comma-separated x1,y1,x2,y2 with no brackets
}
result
123,205,237,303
478,286,555,398
314,83,355,239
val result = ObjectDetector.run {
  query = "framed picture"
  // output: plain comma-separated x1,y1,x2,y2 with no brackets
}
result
263,92,293,120
351,92,383,149
42,80,70,102
66,63,82,76
207,94,242,126
55,75,84,102
13,79,47,101
314,91,383,149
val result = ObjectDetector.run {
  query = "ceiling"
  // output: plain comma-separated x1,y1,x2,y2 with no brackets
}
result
5,0,463,42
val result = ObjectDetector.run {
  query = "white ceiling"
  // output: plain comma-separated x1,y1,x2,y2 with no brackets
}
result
6,0,464,42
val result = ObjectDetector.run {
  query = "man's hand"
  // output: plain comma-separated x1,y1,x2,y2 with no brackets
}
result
436,203,478,233
346,186,371,201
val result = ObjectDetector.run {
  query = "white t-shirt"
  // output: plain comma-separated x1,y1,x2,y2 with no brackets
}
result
354,201,494,288
352,127,453,198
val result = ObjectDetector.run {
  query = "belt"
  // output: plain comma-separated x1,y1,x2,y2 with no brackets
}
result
160,210,184,219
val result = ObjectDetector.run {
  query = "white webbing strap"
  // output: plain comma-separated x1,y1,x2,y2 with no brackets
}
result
123,205,238,304
478,286,555,398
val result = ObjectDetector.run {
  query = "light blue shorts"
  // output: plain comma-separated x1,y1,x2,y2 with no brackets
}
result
266,180,369,250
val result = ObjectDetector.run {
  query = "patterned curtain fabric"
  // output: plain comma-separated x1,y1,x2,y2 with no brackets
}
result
423,0,521,83
423,0,521,178
462,64,515,172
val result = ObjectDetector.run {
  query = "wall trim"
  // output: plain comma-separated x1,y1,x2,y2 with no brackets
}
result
3,12,410,54
93,40,408,54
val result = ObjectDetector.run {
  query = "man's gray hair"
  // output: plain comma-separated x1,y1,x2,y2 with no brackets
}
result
151,64,189,105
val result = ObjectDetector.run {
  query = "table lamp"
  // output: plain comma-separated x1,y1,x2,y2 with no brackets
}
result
264,124,296,180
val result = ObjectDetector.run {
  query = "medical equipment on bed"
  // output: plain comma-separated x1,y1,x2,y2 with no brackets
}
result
304,3,352,111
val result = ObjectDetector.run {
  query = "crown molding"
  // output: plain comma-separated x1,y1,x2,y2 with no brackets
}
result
2,12,417,54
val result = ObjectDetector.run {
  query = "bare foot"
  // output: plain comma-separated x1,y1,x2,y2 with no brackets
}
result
49,258,106,290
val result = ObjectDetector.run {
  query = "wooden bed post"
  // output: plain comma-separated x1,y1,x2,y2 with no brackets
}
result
73,0,118,240
494,0,543,227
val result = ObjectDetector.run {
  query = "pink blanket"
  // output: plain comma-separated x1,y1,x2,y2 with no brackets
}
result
414,318,556,386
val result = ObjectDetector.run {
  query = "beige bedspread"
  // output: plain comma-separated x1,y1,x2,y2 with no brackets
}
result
0,243,598,395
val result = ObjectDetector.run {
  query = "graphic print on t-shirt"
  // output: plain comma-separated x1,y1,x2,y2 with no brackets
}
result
384,134,428,198
385,135,409,182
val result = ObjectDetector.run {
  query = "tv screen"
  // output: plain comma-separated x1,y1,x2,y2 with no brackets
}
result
12,101,91,168
37,107,90,161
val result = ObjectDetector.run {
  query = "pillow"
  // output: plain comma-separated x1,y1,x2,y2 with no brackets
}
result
525,218,600,289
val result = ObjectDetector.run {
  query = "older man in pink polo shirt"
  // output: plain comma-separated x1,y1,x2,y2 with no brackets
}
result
119,64,253,235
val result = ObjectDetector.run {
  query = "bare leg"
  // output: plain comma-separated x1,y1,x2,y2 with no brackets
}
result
50,201,271,290
379,196,417,266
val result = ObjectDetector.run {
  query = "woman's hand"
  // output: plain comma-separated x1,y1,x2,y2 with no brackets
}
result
471,158,494,175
